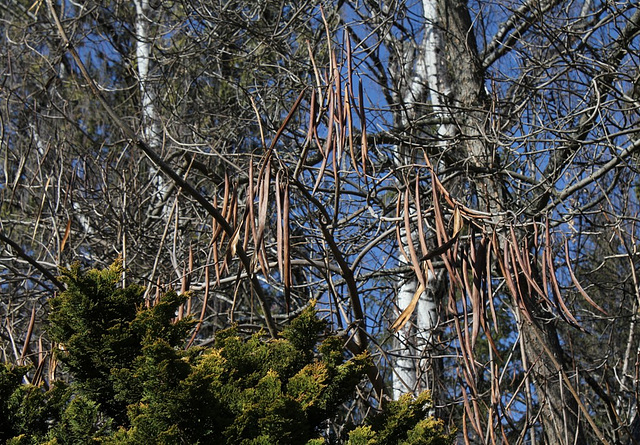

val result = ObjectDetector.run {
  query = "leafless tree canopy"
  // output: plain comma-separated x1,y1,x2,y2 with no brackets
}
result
2,0,640,443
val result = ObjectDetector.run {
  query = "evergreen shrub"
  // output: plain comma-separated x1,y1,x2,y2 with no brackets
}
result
1,263,454,444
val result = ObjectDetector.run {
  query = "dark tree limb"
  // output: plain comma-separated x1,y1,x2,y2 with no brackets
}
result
0,231,64,291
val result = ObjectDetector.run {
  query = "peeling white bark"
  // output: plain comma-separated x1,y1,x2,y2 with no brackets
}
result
393,254,418,399
392,0,452,401
134,0,169,212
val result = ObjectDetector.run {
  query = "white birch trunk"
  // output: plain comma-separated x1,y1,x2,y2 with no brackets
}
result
392,0,452,401
134,0,169,212
393,263,418,399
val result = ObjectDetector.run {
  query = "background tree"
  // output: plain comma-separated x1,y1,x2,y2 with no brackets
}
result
1,0,332,356
334,1,640,443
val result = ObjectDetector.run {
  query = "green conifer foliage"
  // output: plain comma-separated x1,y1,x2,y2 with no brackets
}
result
48,262,149,425
346,393,453,445
0,364,26,443
1,263,454,444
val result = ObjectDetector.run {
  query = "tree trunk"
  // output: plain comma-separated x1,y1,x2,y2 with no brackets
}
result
134,0,170,217
521,317,583,444
391,0,450,402
432,1,584,441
